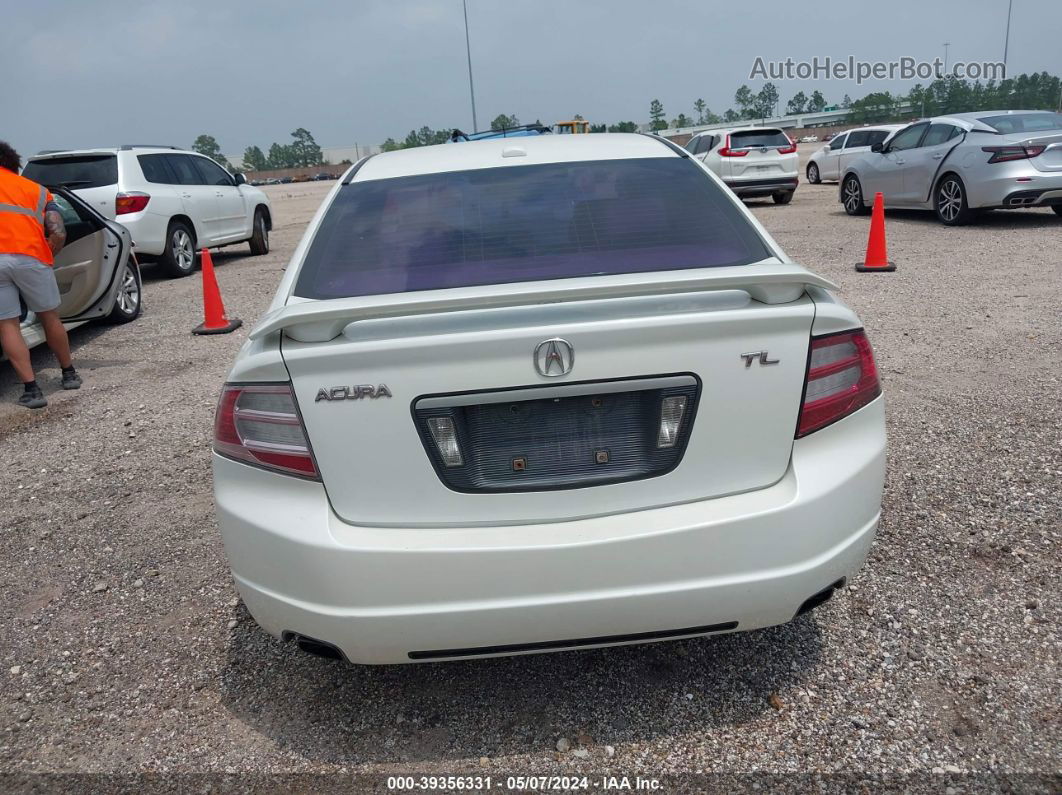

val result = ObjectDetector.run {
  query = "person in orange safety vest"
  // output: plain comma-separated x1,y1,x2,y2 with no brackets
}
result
0,140,81,409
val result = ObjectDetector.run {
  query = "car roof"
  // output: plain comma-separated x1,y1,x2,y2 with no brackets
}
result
29,145,186,159
691,126,783,138
839,124,904,134
352,133,677,181
946,109,1056,121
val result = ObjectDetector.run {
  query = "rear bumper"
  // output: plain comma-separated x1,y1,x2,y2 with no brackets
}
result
214,397,885,664
997,187,1062,209
724,176,799,197
963,166,1062,209
115,212,169,256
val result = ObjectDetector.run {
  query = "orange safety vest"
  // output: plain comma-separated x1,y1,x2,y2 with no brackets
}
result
0,168,55,265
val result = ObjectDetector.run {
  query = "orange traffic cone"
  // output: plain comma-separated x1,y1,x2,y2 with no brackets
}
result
192,249,242,335
855,192,896,272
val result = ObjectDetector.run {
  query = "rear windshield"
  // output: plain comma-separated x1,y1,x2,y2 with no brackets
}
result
727,130,791,148
22,155,118,189
294,157,770,299
978,113,1062,133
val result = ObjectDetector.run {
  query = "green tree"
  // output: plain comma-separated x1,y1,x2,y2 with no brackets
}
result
841,93,853,109
671,113,693,128
693,98,707,124
267,142,294,169
649,99,667,131
755,83,779,119
786,91,807,115
192,134,230,169
807,90,827,112
590,123,607,133
847,91,899,123
289,127,323,167
241,145,268,172
380,138,402,152
490,114,520,130
723,108,740,122
607,121,639,133
734,85,755,118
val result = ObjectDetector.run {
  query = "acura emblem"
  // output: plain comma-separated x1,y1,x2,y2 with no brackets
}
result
534,338,574,377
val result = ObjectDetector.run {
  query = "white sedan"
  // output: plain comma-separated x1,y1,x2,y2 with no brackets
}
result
806,125,904,184
212,133,885,664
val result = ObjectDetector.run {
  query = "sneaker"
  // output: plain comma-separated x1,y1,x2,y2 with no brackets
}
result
17,387,47,409
61,368,82,390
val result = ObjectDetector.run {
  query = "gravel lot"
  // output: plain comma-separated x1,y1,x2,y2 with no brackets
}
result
2,149,1060,782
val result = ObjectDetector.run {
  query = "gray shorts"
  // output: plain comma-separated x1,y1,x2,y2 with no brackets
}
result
0,253,61,320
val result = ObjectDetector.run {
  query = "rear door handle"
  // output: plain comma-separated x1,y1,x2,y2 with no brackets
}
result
895,159,905,165
181,192,192,199
215,191,225,197
932,152,945,159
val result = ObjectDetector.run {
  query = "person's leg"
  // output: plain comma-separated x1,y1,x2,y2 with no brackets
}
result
36,310,73,369
0,317,35,382
7,256,80,389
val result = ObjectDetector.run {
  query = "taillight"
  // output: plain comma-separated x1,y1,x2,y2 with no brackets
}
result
213,384,319,478
981,144,1046,164
777,138,797,155
717,135,748,157
797,330,881,438
115,192,150,214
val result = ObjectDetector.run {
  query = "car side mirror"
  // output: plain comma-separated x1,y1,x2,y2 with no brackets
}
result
870,143,884,154
233,172,246,186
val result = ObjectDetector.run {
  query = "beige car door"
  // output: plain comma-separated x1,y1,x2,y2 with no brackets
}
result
49,194,118,318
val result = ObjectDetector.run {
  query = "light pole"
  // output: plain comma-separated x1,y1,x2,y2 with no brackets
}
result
942,42,950,76
1003,0,1013,75
462,0,478,132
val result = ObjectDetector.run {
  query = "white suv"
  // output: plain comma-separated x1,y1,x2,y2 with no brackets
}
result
212,134,885,664
22,146,272,278
684,127,799,203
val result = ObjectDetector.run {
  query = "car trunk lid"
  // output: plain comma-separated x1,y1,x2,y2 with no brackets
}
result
21,154,119,219
271,264,828,527
726,130,796,180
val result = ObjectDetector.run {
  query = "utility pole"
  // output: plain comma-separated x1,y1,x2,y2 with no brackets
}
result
1003,0,1013,75
462,0,478,132
943,42,950,76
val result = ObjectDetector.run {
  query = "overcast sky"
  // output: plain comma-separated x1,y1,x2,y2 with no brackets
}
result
4,0,1060,159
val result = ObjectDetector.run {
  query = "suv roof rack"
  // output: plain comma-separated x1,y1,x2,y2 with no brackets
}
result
118,144,181,151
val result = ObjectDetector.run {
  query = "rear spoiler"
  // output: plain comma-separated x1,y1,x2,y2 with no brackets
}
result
249,262,837,343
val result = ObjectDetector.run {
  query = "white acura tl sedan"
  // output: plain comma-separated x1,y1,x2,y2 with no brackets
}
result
213,134,885,664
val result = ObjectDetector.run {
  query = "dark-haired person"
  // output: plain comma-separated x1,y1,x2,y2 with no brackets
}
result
0,140,81,409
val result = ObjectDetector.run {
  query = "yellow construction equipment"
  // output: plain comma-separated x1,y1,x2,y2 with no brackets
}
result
553,120,591,134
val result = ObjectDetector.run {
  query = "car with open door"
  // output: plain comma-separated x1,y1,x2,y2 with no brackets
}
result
806,124,903,184
212,133,885,665
3,186,141,358
840,110,1062,224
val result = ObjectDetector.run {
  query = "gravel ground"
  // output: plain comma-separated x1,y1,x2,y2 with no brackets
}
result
1,155,1060,782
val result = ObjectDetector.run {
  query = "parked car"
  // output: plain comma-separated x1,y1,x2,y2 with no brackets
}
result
212,133,885,664
806,125,904,184
684,127,799,203
822,133,835,142
2,187,141,360
840,110,1062,224
799,135,819,143
22,146,273,278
